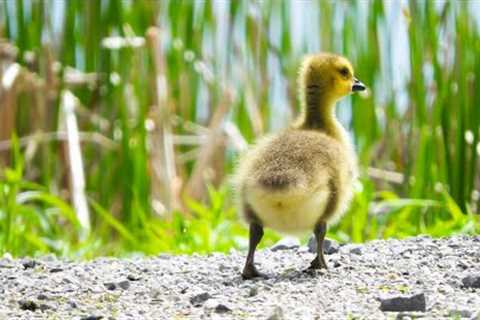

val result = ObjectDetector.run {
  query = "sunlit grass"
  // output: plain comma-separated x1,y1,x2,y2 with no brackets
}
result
0,0,478,257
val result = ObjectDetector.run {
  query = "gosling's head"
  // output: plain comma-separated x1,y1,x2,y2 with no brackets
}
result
299,53,366,102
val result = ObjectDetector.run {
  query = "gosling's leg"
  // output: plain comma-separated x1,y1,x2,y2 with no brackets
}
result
308,221,328,270
242,222,265,279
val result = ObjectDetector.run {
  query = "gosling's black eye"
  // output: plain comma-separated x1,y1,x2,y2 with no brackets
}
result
339,67,349,78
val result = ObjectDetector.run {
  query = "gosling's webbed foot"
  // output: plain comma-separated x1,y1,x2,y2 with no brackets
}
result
242,221,265,280
304,256,328,272
305,221,329,273
242,264,268,280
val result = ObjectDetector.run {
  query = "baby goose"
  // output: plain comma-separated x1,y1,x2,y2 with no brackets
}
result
234,53,366,279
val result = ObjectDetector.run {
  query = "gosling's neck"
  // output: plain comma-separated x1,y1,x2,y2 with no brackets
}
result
294,85,344,142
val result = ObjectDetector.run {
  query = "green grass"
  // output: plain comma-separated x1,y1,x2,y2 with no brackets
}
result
0,0,479,258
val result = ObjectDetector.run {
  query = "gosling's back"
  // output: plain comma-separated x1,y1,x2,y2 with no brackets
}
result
235,129,355,234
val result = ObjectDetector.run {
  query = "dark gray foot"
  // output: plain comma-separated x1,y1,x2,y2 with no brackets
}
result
304,221,328,273
303,259,328,274
241,221,265,280
307,256,328,270
242,263,268,280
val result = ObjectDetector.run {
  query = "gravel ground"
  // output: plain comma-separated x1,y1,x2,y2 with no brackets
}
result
1,235,480,320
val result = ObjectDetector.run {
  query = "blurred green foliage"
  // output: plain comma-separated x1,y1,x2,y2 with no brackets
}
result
0,0,479,257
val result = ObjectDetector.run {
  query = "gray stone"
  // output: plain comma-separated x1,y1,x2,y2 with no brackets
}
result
271,237,300,251
462,275,480,289
118,280,130,290
18,299,38,311
1,236,480,319
214,304,232,313
190,292,211,306
37,293,48,300
349,246,362,255
103,282,116,290
307,236,340,254
21,259,37,270
379,293,426,312
127,274,141,281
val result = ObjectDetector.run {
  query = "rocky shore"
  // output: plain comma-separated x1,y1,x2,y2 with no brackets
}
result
1,235,479,319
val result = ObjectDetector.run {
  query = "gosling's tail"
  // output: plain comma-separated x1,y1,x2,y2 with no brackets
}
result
249,170,315,200
257,173,298,190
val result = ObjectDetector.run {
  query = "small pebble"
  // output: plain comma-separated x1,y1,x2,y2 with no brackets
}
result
349,246,362,255
22,260,37,270
37,294,48,300
80,316,103,320
271,237,300,251
127,274,141,281
308,237,340,255
118,280,130,290
379,293,426,312
214,304,232,313
18,300,38,311
462,275,480,289
190,292,211,306
104,282,116,290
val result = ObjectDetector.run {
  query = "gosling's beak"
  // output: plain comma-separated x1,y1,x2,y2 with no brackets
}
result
352,78,366,92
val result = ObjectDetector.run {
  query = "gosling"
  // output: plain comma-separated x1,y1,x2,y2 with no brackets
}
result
234,53,366,279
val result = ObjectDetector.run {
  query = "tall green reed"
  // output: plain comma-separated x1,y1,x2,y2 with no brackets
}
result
0,0,478,256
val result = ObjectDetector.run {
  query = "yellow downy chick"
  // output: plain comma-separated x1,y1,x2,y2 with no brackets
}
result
234,53,366,279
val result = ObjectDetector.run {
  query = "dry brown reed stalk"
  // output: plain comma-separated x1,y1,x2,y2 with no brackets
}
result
146,27,179,216
0,47,44,166
0,38,97,236
0,63,18,164
0,131,117,152
0,41,20,165
184,89,232,202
